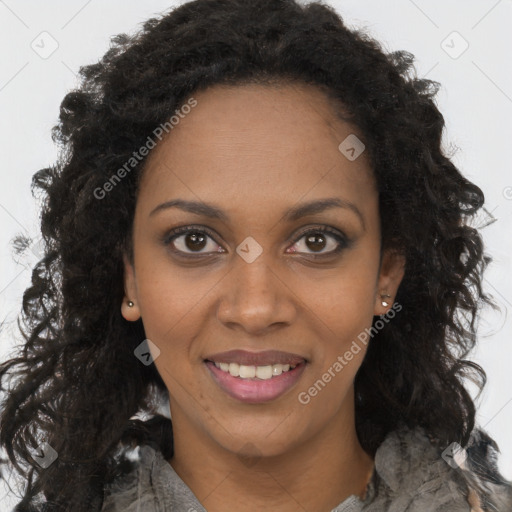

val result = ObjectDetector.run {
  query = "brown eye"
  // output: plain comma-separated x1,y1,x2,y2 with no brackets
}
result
182,232,207,251
163,225,350,260
164,226,224,256
305,233,327,252
288,227,349,256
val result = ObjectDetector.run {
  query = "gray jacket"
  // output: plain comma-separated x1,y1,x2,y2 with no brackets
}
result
101,425,512,511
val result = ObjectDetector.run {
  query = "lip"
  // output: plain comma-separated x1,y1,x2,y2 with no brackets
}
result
204,349,307,366
205,360,307,404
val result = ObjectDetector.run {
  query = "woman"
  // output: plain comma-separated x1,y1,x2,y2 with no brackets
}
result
1,0,511,510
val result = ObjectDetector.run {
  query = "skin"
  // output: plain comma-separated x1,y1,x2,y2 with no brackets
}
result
122,81,405,512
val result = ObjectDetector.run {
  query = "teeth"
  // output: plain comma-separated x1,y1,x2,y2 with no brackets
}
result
228,362,239,377
213,361,298,380
239,364,256,379
256,365,272,379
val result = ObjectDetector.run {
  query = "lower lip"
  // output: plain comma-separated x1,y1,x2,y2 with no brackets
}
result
205,361,307,404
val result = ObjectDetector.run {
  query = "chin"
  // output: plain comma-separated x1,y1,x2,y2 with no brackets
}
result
212,424,303,461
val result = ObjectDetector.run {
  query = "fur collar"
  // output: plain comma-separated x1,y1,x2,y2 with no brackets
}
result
102,424,512,511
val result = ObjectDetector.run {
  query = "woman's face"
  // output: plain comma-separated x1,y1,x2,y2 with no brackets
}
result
122,82,404,459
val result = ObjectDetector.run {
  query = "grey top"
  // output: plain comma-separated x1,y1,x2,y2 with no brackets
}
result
101,424,512,511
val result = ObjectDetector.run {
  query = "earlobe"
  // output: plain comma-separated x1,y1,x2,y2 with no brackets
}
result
374,249,406,315
121,298,141,321
121,253,141,321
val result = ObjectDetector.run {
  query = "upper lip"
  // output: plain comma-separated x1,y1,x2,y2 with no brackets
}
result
205,349,307,366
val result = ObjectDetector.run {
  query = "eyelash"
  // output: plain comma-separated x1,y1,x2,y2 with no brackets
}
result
162,224,351,260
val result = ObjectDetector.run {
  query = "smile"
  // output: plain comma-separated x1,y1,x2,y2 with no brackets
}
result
211,361,296,380
203,349,308,403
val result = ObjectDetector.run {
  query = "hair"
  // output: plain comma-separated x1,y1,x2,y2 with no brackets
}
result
0,0,502,510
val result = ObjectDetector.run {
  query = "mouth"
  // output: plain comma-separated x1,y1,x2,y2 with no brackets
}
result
203,349,308,404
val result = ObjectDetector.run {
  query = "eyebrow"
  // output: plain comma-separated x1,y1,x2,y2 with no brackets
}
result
149,197,365,229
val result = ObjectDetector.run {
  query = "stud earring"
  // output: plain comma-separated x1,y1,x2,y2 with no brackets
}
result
380,293,391,307
127,300,134,307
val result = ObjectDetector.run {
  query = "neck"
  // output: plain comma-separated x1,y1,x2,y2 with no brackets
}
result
169,390,375,512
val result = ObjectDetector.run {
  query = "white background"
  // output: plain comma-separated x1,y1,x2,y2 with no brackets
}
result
0,0,511,509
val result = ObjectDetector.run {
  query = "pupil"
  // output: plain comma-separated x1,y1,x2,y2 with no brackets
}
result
183,232,327,253
186,233,206,251
306,233,325,252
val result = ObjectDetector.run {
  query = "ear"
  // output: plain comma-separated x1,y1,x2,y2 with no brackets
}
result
121,253,141,321
374,248,405,315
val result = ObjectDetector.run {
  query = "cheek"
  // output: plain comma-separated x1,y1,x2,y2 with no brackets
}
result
135,258,215,338
299,251,379,384
133,258,232,398
297,288,373,420
304,252,379,330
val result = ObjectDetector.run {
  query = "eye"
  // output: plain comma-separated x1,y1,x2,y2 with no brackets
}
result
162,224,350,259
287,226,350,257
163,226,224,257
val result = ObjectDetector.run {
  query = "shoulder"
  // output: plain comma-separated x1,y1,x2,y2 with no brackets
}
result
459,427,512,511
366,424,512,512
101,444,161,512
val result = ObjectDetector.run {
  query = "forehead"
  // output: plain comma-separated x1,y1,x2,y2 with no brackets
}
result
137,82,375,216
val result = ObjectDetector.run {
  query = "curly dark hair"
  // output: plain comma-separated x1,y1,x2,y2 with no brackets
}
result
0,0,501,509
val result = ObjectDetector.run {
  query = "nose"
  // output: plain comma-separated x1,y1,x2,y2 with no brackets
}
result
216,251,297,336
